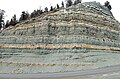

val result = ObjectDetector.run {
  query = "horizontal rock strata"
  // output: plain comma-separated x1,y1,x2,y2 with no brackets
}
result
0,2,120,73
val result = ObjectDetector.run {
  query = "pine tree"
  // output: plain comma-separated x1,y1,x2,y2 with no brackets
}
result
0,9,5,30
9,19,14,26
66,0,73,7
10,14,18,26
25,11,30,19
19,11,25,21
74,0,81,5
44,7,48,12
57,4,60,9
50,6,53,11
19,11,28,21
13,14,17,25
5,20,10,28
61,1,64,8
104,1,112,10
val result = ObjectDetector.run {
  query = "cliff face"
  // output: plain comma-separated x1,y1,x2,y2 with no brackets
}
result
0,2,119,47
0,2,120,73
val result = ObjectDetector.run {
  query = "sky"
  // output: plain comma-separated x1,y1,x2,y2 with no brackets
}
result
0,0,120,22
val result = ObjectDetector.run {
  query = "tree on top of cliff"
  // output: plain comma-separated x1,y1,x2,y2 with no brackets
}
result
19,11,29,21
57,4,60,9
61,1,64,7
0,9,5,30
9,14,18,26
44,7,48,12
5,20,10,28
66,0,73,7
104,1,112,10
50,6,53,11
31,10,37,18
74,0,82,5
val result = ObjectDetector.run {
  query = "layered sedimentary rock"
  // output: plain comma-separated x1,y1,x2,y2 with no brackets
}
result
0,2,120,73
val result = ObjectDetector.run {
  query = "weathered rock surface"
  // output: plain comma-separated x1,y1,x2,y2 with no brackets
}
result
0,2,120,73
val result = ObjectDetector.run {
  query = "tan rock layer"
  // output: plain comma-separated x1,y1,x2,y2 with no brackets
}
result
10,21,119,34
0,61,94,67
0,44,120,51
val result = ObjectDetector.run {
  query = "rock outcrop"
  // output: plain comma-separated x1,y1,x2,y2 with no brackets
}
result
0,2,120,73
